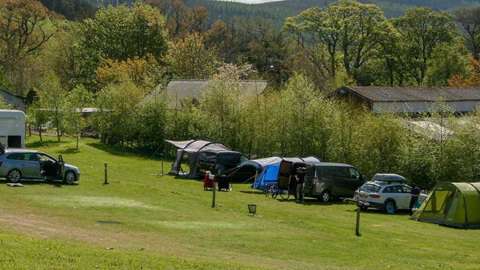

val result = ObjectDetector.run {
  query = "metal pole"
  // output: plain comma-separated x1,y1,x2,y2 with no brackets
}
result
211,180,216,208
161,159,164,176
104,163,109,185
355,206,361,237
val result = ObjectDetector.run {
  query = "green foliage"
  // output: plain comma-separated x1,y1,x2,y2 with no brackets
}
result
94,80,145,146
0,96,11,109
77,3,169,90
167,33,220,79
393,7,458,85
64,85,94,149
81,3,168,61
37,72,68,142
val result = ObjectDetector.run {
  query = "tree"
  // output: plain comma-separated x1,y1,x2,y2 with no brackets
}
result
454,7,480,60
94,80,145,146
81,3,168,61
425,42,469,86
37,72,67,142
96,56,165,89
285,0,388,84
167,33,220,79
393,8,457,85
27,102,48,142
0,96,11,109
79,3,168,90
64,85,94,150
0,0,53,93
449,58,480,87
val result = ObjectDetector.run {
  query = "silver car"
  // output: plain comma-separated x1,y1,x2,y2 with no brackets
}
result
0,148,80,184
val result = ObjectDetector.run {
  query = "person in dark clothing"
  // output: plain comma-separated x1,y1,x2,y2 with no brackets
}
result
410,185,421,214
295,167,306,204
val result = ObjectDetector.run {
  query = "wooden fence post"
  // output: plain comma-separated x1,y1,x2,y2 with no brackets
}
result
104,163,109,185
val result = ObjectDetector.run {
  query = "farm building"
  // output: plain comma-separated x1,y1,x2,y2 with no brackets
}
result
0,87,26,111
332,86,480,114
146,80,268,108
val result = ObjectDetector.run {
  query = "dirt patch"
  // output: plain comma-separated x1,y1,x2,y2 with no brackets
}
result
0,209,318,270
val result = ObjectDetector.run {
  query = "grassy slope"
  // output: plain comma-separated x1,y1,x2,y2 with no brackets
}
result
0,136,479,269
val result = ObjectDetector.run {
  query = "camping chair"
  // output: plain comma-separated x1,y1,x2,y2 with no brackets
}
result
203,172,215,191
217,175,231,191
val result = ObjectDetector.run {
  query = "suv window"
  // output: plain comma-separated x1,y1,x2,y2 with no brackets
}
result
348,168,360,180
7,153,25,160
382,185,403,193
38,153,56,163
322,166,351,178
402,185,412,193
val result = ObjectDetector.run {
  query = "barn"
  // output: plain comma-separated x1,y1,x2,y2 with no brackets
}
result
332,86,480,114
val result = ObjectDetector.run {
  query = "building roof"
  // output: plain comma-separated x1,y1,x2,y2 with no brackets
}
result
0,87,26,111
337,86,480,102
146,80,268,108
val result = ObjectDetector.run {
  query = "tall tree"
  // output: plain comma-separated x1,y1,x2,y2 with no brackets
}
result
285,0,388,84
454,7,480,60
167,33,220,79
79,3,168,90
81,3,168,61
64,85,94,150
37,72,67,142
393,8,457,85
0,0,53,93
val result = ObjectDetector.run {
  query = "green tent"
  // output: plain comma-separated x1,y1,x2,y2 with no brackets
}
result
413,182,480,229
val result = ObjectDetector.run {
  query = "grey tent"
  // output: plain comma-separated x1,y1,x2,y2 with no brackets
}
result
166,140,243,179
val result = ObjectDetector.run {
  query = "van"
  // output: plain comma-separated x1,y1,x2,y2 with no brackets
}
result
0,110,25,148
304,163,364,202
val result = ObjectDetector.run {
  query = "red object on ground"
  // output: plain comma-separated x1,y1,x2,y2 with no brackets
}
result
203,172,214,190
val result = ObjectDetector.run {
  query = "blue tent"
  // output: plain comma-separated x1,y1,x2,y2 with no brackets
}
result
229,156,321,190
251,158,282,190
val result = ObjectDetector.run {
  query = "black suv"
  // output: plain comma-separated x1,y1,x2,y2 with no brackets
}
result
304,163,364,202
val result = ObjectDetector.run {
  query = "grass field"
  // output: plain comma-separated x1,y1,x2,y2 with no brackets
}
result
0,136,479,269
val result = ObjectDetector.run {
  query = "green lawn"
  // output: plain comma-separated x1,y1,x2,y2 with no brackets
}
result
0,136,478,269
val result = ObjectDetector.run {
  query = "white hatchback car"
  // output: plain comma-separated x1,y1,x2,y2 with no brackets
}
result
354,174,422,214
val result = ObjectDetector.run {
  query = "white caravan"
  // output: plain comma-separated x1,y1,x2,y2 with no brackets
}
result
0,110,25,148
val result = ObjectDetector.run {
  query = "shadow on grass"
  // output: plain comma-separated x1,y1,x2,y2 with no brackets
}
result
59,147,80,154
239,190,263,195
87,142,171,161
344,208,412,216
26,139,63,148
1,179,69,188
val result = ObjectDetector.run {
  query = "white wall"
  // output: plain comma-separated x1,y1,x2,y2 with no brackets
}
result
372,101,480,113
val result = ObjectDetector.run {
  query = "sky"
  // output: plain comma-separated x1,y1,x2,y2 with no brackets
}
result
215,0,286,4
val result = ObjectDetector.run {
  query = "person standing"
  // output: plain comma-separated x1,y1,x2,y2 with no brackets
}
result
295,167,306,204
410,185,421,214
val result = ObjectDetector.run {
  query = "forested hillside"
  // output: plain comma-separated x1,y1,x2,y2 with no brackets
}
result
42,0,480,22
185,0,480,25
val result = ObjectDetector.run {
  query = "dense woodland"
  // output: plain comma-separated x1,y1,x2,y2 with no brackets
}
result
1,0,480,187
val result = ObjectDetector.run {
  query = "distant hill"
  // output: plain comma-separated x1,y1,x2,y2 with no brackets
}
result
42,0,480,23
187,0,480,26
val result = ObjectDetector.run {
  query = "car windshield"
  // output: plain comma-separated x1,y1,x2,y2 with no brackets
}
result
360,183,381,193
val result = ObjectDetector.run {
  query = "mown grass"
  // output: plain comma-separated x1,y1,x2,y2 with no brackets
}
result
0,136,478,269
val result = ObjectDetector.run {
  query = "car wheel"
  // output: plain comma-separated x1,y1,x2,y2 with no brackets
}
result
64,171,76,185
360,205,368,211
7,169,22,183
319,191,331,203
385,200,397,214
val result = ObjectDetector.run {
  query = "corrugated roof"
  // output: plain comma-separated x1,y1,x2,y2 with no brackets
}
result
341,86,480,102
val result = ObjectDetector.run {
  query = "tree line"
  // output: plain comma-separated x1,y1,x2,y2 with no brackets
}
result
0,0,480,186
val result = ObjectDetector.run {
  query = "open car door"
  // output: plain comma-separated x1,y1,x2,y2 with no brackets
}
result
57,155,65,180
